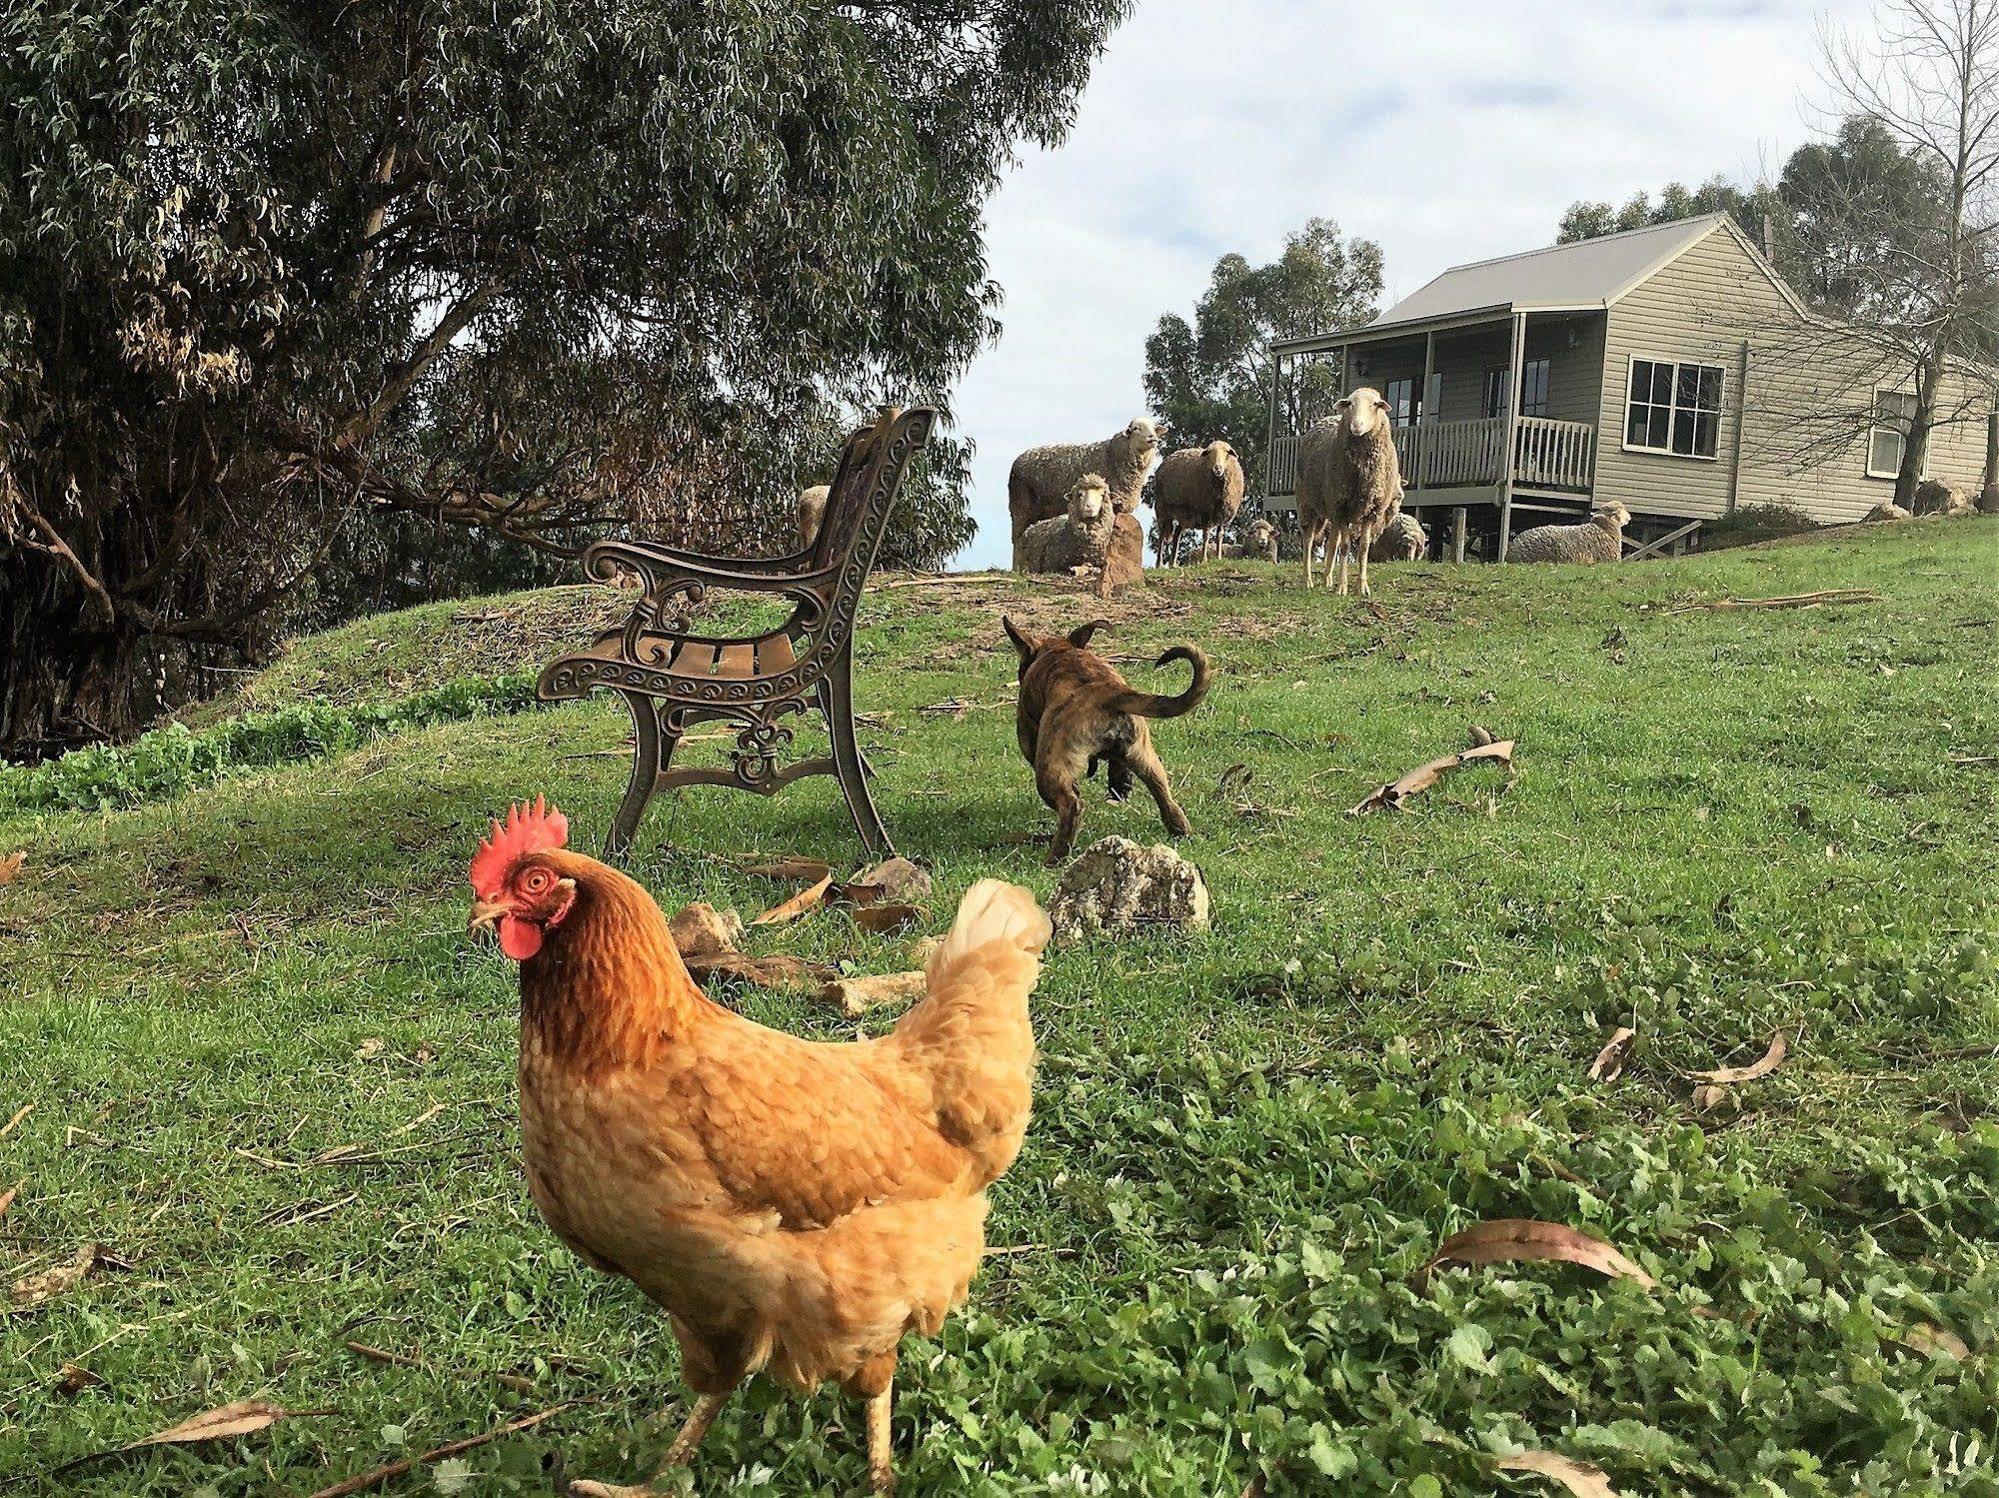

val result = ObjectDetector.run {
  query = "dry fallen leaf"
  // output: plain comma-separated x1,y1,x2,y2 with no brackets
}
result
1690,1031,1787,1084
820,971,927,1018
353,1037,386,1061
1588,1027,1637,1084
1691,1084,1738,1116
121,1398,300,1450
1902,1323,1971,1360
9,1243,97,1309
1350,739,1515,816
0,850,23,885
1497,1450,1622,1498
54,1362,107,1394
1417,1218,1658,1293
751,874,833,927
850,903,922,935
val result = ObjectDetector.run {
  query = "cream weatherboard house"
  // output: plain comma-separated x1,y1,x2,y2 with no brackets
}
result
1261,213,1995,558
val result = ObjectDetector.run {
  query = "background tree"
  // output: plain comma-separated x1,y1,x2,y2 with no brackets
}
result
0,1,1128,757
1142,218,1383,499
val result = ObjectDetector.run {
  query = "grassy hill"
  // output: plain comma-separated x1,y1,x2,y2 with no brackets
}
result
3,522,1996,1495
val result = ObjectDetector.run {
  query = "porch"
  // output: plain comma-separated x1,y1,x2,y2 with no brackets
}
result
1262,304,1609,558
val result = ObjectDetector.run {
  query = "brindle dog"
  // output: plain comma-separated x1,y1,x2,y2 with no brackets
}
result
1001,617,1212,864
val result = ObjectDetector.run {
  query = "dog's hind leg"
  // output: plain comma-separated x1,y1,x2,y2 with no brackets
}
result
1036,745,1089,865
1125,740,1192,838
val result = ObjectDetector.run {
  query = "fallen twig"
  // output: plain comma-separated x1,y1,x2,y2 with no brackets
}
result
305,1402,580,1498
1349,740,1515,816
0,1103,33,1140
345,1340,536,1395
1672,588,1882,613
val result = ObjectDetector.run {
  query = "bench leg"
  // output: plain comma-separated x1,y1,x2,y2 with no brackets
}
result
606,692,675,862
820,654,892,858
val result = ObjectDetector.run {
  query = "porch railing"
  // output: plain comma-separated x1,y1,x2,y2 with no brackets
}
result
1267,415,1594,497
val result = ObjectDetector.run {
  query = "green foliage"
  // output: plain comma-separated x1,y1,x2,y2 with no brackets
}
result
0,0,1131,747
3,521,1995,1494
0,675,538,814
1143,218,1382,497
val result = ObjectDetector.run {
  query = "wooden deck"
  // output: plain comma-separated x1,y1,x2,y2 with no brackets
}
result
1266,414,1594,500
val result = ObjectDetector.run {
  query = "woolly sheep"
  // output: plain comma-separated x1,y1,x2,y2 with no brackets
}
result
1507,501,1632,564
1009,418,1167,566
1911,478,1964,516
1151,441,1246,565
1368,511,1428,563
797,484,831,550
1221,516,1279,563
1862,501,1912,523
1015,474,1117,579
1294,387,1403,594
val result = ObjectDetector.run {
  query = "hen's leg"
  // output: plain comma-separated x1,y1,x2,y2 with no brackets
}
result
844,1349,899,1495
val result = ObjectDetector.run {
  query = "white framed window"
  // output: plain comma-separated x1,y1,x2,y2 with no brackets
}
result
1624,356,1724,460
1866,389,1919,480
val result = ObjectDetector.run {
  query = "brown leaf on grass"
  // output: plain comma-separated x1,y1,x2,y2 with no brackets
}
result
1416,1218,1658,1293
1497,1450,1622,1497
1689,1031,1787,1084
1349,740,1515,816
121,1398,300,1449
820,971,927,1018
1691,1084,1739,1116
353,1037,386,1060
1589,1027,1637,1084
1902,1323,1971,1360
0,1182,19,1222
54,1363,106,1394
751,874,833,927
0,850,23,885
9,1243,97,1308
850,902,922,935
743,856,832,883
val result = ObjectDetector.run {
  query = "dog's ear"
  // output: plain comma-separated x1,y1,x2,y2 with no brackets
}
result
1001,615,1036,662
1067,619,1110,649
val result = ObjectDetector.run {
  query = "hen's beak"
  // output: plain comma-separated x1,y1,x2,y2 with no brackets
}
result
467,898,510,935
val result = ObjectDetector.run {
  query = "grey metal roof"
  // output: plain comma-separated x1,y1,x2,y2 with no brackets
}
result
1369,214,1727,328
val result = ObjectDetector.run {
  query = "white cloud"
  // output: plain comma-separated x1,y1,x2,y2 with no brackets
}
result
949,0,1877,568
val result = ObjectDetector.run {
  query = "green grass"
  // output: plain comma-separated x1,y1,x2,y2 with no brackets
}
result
3,522,1997,1496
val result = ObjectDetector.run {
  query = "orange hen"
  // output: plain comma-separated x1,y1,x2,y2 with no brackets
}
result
466,800,1049,1495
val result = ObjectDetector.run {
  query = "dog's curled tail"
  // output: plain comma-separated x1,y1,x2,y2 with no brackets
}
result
1108,645,1211,719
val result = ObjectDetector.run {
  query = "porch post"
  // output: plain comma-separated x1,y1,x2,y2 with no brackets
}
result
1264,348,1284,505
1451,506,1467,564
1417,329,1436,494
1337,345,1350,398
1497,310,1525,561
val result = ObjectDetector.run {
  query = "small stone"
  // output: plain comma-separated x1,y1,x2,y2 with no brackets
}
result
851,857,933,904
1047,836,1210,945
668,902,744,958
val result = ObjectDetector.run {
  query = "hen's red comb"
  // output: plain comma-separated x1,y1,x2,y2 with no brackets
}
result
470,796,570,897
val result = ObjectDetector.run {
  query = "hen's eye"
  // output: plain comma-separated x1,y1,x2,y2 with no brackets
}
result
521,867,553,895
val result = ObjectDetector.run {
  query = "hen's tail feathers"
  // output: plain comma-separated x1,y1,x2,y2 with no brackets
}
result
1105,645,1211,719
895,882,1049,1179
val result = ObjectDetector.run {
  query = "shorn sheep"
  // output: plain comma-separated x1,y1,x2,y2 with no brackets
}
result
1294,387,1403,594
1151,441,1246,565
797,484,831,550
1368,511,1428,563
1913,479,1976,517
1507,501,1632,564
1009,418,1167,567
1016,474,1117,581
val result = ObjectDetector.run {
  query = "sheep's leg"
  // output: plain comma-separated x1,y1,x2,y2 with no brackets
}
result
1357,536,1373,598
1336,530,1352,595
1301,524,1321,588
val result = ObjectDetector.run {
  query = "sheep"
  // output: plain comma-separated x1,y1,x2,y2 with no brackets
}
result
1294,387,1404,594
1221,516,1279,562
1862,501,1912,523
1368,511,1428,563
1507,501,1632,564
1151,441,1246,565
1009,418,1167,567
1911,478,1964,516
1015,474,1117,581
797,484,831,550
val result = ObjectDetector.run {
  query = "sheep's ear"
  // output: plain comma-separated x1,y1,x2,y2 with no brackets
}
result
1002,615,1036,662
1068,619,1110,649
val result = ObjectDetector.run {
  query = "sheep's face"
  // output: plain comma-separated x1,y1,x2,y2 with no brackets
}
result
1067,476,1109,523
1337,387,1391,440
1124,418,1166,460
1247,519,1275,546
1206,441,1234,475
1595,501,1631,530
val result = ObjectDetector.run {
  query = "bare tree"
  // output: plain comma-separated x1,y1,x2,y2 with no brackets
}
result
1787,0,1999,504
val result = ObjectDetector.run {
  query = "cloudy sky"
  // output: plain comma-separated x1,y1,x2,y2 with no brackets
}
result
950,0,1877,568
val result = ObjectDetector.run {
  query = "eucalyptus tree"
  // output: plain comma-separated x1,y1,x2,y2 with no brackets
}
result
0,0,1128,753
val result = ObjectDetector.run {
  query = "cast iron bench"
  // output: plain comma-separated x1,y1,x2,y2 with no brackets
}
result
538,406,933,859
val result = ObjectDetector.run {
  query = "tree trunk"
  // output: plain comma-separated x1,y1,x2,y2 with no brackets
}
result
0,587,151,760
1896,360,1944,508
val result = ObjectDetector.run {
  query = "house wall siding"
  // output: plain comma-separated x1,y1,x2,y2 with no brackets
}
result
1596,225,1993,523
